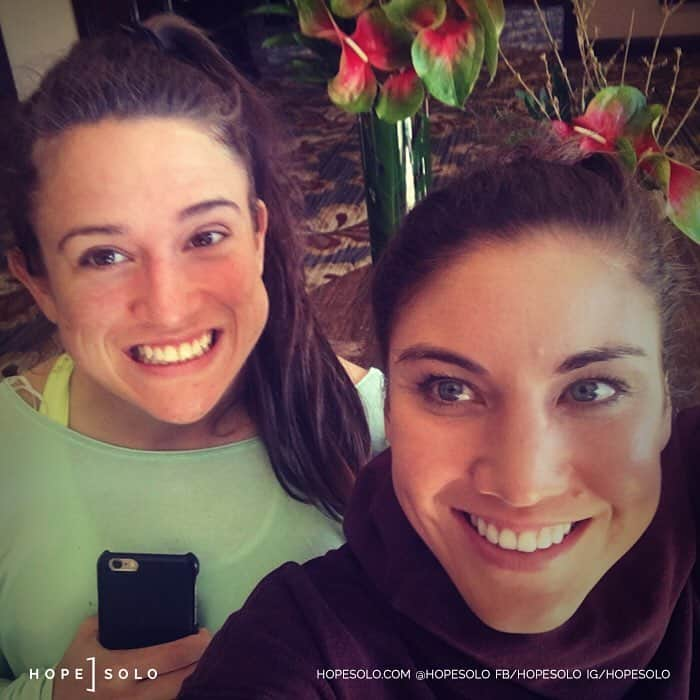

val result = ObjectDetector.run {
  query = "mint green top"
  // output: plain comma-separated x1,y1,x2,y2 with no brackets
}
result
0,358,386,699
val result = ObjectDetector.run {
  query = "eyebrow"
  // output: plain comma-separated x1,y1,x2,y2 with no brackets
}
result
396,343,647,376
57,198,241,251
396,345,488,375
555,345,647,373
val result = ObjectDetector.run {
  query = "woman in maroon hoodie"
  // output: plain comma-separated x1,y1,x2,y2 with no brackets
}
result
179,148,699,700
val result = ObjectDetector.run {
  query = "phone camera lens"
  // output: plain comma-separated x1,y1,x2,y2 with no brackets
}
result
112,559,122,569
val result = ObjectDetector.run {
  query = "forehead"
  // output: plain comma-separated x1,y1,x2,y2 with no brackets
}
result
389,233,662,369
32,117,248,232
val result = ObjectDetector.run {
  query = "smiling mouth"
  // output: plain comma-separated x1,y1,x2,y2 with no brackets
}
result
129,330,219,365
464,512,587,553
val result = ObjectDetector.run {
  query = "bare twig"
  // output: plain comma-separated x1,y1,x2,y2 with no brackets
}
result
658,47,682,138
602,43,624,80
499,48,550,119
588,25,607,88
664,87,700,149
572,0,598,108
645,0,686,96
532,0,575,102
621,9,635,85
541,53,562,119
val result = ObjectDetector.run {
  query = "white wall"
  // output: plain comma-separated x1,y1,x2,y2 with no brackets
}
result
0,0,78,99
587,0,700,39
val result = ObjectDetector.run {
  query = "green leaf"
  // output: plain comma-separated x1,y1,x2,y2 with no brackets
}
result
352,8,413,71
246,3,295,16
456,0,505,82
515,88,545,121
329,0,372,18
640,154,700,242
376,68,425,122
576,86,666,160
615,137,637,171
289,57,335,82
261,32,302,49
666,159,700,243
382,0,447,32
577,85,647,144
328,40,377,112
411,18,484,108
294,0,339,42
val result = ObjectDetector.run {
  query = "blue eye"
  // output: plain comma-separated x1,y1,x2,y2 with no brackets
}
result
566,379,622,403
189,231,226,248
420,376,478,405
79,249,129,267
436,380,473,402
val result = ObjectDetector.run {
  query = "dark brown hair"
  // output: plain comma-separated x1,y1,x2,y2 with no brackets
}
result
372,146,687,399
1,15,369,518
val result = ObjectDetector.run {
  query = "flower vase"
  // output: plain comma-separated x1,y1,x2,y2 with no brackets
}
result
358,103,432,262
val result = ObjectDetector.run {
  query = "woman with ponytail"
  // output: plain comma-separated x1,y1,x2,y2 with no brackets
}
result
0,14,385,700
180,147,699,700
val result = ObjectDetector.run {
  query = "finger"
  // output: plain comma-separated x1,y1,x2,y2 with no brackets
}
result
115,630,210,676
77,615,100,639
132,662,199,700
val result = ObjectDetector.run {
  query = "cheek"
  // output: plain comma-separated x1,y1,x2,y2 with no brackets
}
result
50,279,118,334
570,407,665,506
388,393,464,515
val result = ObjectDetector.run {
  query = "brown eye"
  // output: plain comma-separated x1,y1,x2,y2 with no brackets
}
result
189,231,226,248
79,249,128,267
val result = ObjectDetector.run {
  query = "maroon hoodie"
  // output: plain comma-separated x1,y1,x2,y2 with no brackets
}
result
179,408,699,699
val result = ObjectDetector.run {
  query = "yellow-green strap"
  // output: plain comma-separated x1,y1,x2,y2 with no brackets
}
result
38,354,73,427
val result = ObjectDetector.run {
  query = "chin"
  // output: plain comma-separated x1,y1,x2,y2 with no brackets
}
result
142,397,223,426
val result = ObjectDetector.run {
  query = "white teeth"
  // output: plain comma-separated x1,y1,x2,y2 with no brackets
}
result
516,530,537,553
134,331,214,365
467,514,576,554
178,341,193,360
498,529,517,550
537,528,552,549
551,524,565,544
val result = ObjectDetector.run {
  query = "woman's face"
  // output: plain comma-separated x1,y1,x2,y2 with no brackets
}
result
13,117,269,425
386,233,672,633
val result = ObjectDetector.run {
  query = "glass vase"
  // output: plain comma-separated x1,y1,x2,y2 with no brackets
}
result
358,102,432,262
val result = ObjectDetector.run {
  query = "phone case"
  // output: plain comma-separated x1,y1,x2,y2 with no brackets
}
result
97,551,199,650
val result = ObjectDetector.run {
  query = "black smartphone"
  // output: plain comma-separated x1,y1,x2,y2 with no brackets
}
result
97,550,199,650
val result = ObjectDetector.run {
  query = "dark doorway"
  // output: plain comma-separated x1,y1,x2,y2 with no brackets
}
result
71,0,258,79
0,23,17,103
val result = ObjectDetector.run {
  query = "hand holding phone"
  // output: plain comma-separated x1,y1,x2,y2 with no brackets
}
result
52,616,211,700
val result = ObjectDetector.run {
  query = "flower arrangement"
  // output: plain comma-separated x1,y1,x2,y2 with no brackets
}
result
255,0,505,122
505,0,699,242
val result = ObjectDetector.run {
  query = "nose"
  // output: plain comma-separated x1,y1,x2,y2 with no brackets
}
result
129,256,193,327
471,402,572,508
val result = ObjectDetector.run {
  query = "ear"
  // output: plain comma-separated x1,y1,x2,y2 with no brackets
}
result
7,247,58,323
254,199,268,275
